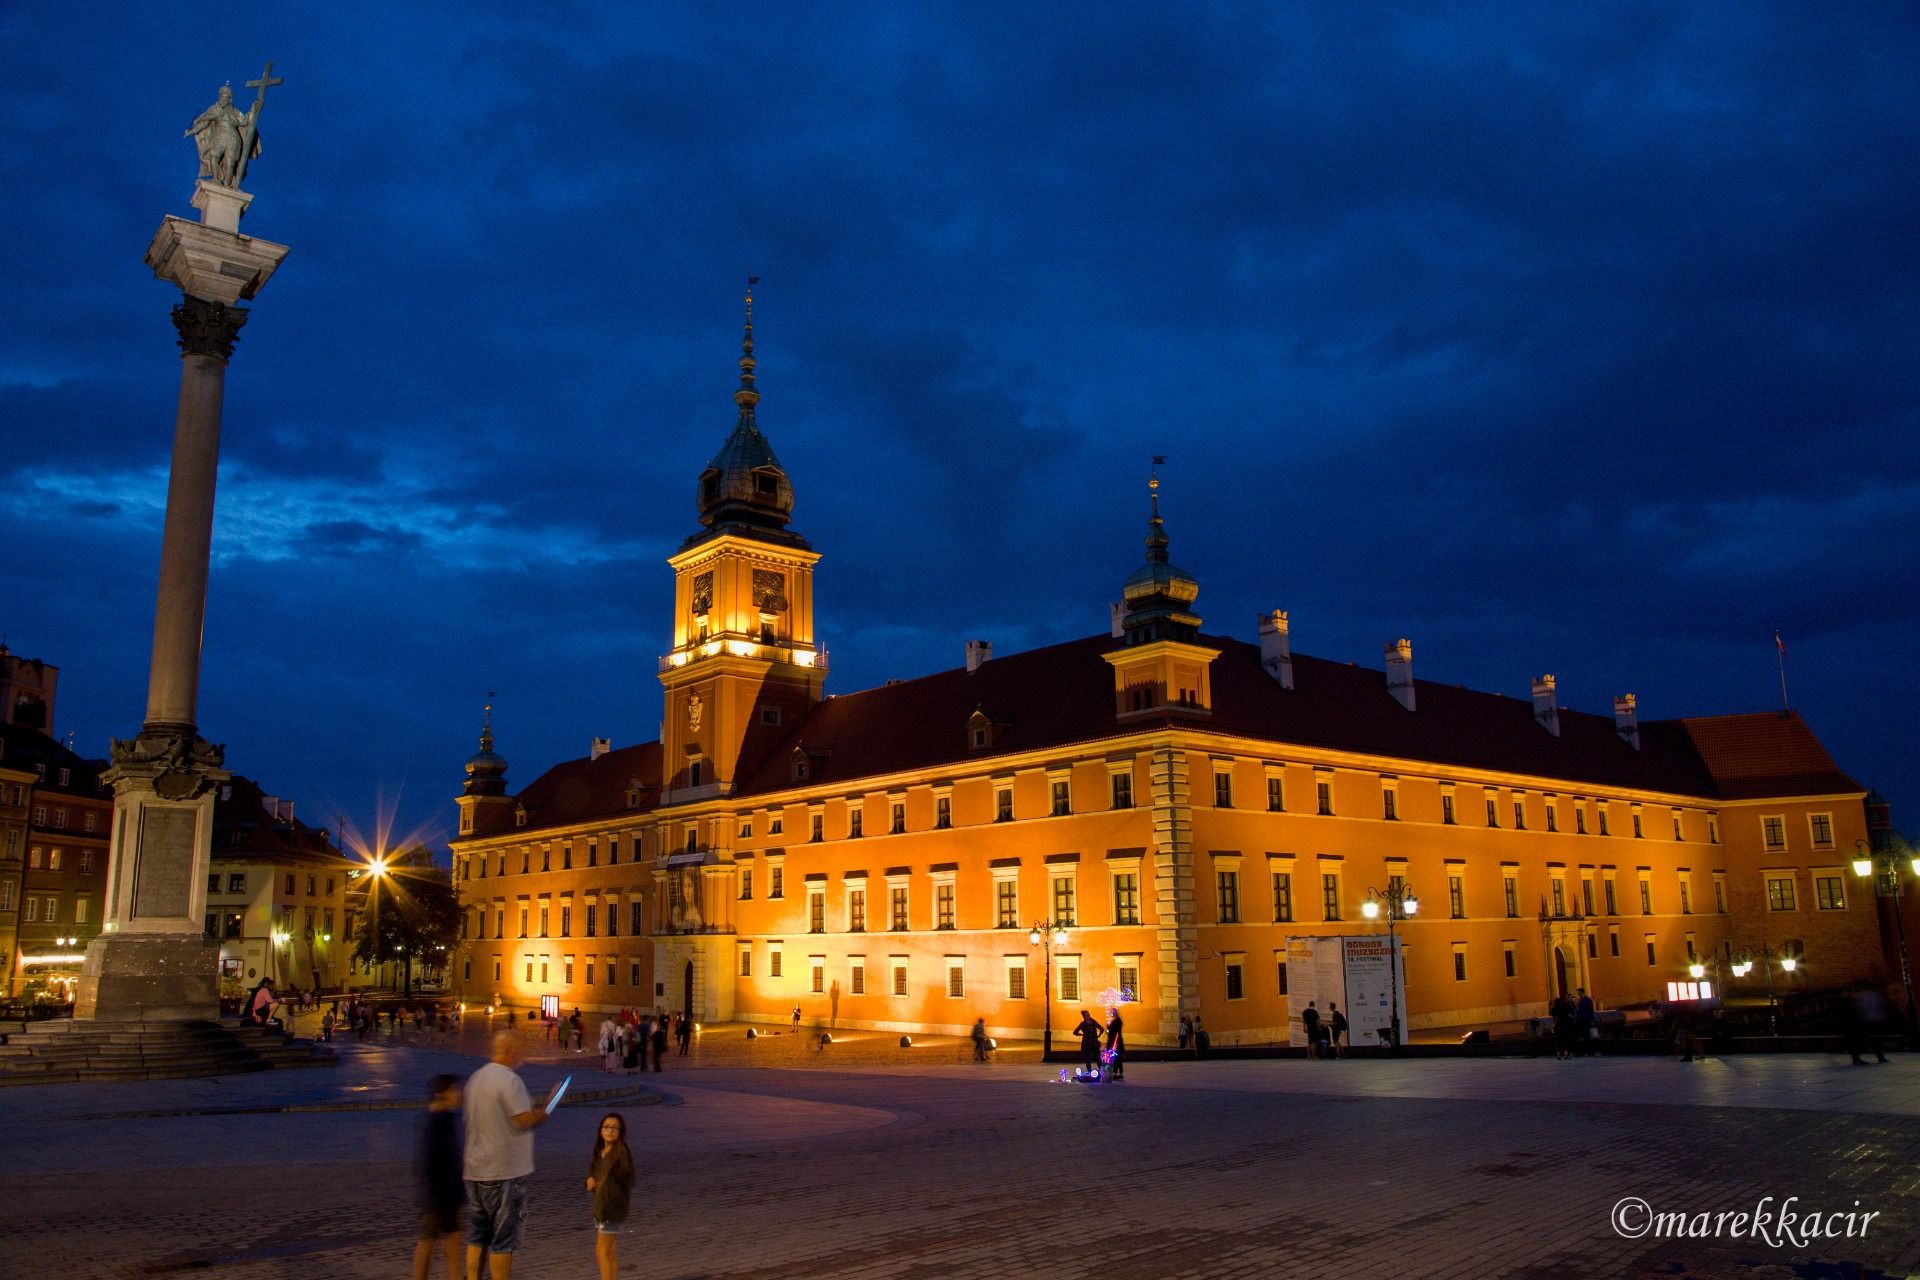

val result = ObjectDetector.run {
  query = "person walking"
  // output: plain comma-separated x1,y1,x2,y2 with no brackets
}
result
971,1017,990,1062
791,1004,802,1031
1178,1014,1193,1050
1104,1007,1126,1080
621,1026,642,1076
650,1014,668,1073
1074,1010,1103,1076
413,1074,464,1280
1574,988,1597,1056
1550,994,1575,1060
464,1030,557,1280
676,1013,692,1056
1301,1001,1322,1058
585,1113,634,1280
599,1018,619,1073
1328,1003,1349,1059
1192,1016,1209,1056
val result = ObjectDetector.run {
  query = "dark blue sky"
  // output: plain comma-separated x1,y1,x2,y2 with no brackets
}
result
4,6,1916,846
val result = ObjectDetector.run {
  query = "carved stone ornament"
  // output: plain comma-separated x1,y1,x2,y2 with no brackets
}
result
752,569,788,613
690,571,714,614
172,297,248,361
687,694,703,733
108,731,226,799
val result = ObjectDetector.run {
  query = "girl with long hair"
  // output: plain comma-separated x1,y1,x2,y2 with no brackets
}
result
584,1111,634,1280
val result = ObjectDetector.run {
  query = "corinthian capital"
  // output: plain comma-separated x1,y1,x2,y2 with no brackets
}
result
171,297,249,361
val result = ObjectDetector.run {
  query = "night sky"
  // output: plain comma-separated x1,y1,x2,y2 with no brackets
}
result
4,7,1916,848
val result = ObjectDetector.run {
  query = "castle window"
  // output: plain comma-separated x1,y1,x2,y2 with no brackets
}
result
936,796,952,828
890,802,906,835
761,706,782,726
1112,773,1133,810
1050,780,1071,817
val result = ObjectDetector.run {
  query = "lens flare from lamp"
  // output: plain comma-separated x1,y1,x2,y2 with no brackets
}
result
1854,857,1875,878
1781,957,1797,972
1362,900,1380,919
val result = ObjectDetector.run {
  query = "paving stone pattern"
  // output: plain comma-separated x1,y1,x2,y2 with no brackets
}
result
0,1032,1914,1280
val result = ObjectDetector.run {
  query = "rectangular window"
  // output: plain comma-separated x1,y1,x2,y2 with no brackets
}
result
1587,933,1597,959
1321,872,1341,921
1268,775,1284,813
849,809,864,839
812,958,826,995
1609,927,1620,957
946,958,964,998
740,869,753,900
1382,787,1397,821
1052,874,1077,927
890,885,909,931
1006,958,1027,999
1059,958,1079,1003
1766,875,1797,912
24,897,38,922
891,958,908,997
564,958,575,985
1216,870,1240,924
1679,881,1692,915
1441,793,1455,825
811,814,824,842
936,882,956,930
1504,873,1518,918
1809,813,1834,848
539,905,550,936
1639,879,1652,914
1114,871,1141,925
560,905,571,937
1581,878,1594,915
809,890,825,934
1645,935,1657,966
1117,957,1140,1001
1452,948,1467,982
1272,872,1293,923
1545,805,1558,833
770,947,783,978
630,901,644,934
850,957,865,995
849,888,867,932
1576,808,1587,835
996,877,1019,928
1276,958,1289,994
1503,943,1516,978
1632,810,1644,839
1487,797,1499,827
739,821,751,840
1604,879,1617,914
1051,780,1071,817
585,904,597,936
740,947,752,977
306,875,316,896
1215,771,1233,808
285,874,295,895
1111,773,1133,810
47,849,61,871
996,788,1014,822
1448,875,1464,920
584,961,594,985
1599,809,1610,836
1513,799,1526,831
74,897,89,924
228,873,246,893
891,802,906,835
1673,813,1684,841
771,865,784,898
1317,780,1333,816
630,961,642,987
1225,959,1244,1000
519,907,530,938
1550,880,1565,916
936,796,953,828
770,817,783,835
1714,875,1727,914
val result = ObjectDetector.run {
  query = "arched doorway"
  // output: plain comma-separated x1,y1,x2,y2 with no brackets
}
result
1553,946,1570,999
682,960,694,1018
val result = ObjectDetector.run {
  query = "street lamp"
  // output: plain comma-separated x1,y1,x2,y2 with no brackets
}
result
1361,882,1418,1053
367,854,391,990
1853,838,1919,1040
1028,920,1069,1059
1730,944,1796,1034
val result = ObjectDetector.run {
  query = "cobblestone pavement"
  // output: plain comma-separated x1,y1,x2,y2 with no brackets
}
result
1,1032,1914,1280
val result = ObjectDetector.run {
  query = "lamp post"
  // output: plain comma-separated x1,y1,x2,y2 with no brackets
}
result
1730,945,1796,1035
368,854,389,991
1854,837,1920,1041
1361,882,1418,1053
1028,920,1069,1059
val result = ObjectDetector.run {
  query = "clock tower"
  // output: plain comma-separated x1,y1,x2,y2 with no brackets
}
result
659,287,825,808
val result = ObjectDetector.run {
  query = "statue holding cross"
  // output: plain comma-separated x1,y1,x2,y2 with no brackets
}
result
186,62,281,189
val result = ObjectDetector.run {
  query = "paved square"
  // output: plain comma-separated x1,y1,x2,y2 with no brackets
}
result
1,1028,1914,1279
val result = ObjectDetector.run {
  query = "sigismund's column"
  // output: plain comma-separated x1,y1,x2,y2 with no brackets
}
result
75,67,289,1021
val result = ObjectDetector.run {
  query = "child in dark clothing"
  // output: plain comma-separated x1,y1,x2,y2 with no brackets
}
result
586,1112,635,1280
413,1074,464,1280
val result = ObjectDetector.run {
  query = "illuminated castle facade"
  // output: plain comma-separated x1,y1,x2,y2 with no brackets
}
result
448,302,1881,1044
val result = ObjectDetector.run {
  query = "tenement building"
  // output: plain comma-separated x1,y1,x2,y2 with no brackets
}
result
448,309,1881,1044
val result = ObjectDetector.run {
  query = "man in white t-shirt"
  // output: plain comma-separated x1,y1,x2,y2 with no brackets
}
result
464,1031,556,1279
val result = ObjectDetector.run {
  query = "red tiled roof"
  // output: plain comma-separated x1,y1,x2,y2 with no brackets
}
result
506,638,1859,812
514,742,663,833
1650,711,1861,801
212,774,354,865
732,632,1719,799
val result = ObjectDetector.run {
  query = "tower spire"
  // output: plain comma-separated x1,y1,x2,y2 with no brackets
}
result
734,275,761,423
1145,455,1169,562
479,689,496,753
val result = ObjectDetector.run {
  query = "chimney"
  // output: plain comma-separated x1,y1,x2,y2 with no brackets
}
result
1384,639,1415,711
1259,610,1294,690
281,799,295,822
1109,602,1126,639
590,737,611,761
966,639,993,672
262,794,280,820
1531,674,1560,737
1613,694,1639,750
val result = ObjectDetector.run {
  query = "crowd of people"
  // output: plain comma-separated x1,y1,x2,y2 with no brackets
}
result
588,1009,692,1074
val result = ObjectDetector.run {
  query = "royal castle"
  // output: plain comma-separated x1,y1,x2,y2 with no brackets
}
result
448,299,1879,1044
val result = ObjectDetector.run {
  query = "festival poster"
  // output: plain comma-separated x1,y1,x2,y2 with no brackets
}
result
1341,936,1405,1048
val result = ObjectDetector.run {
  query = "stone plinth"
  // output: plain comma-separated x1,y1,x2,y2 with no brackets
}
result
189,179,253,234
145,214,288,305
73,731,228,1021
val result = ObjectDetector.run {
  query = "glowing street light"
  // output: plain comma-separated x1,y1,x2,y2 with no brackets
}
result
1361,881,1418,1052
1852,837,1919,1041
1028,920,1070,1059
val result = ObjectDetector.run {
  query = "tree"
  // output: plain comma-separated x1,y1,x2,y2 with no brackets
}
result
352,861,461,997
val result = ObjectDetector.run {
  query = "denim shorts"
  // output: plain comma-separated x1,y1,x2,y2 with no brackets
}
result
466,1178,526,1254
596,1220,622,1236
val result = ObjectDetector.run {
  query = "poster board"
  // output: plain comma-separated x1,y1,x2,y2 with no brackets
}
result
1285,935,1407,1048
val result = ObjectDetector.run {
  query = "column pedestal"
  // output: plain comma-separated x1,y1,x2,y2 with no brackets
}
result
74,731,229,1020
